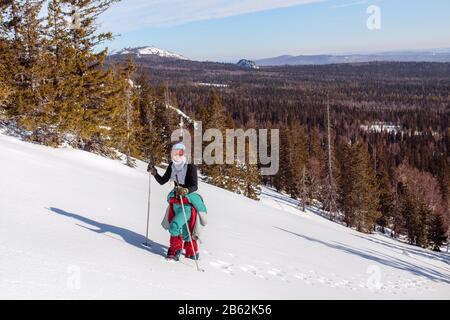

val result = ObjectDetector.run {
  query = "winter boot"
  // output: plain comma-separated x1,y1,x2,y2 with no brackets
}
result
167,235,183,261
186,252,199,261
184,240,199,260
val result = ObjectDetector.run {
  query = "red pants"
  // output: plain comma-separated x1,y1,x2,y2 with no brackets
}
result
168,196,198,258
168,235,198,257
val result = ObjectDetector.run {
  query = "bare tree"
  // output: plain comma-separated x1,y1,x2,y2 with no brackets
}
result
326,96,337,220
299,166,307,212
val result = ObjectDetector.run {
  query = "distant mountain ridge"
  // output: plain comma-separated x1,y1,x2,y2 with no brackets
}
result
109,46,450,67
255,49,450,66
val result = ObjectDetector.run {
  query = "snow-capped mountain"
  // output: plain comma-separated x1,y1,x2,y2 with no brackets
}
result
1,128,449,299
112,46,189,60
237,59,259,69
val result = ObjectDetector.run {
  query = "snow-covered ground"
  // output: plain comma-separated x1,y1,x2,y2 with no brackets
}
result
0,132,449,299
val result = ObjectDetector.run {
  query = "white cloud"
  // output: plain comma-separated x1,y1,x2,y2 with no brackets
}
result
101,0,326,32
330,1,368,9
329,0,384,9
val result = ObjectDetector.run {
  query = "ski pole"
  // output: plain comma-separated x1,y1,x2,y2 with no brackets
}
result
143,169,152,248
175,178,204,272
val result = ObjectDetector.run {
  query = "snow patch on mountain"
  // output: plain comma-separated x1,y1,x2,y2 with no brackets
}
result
237,59,259,70
113,46,189,60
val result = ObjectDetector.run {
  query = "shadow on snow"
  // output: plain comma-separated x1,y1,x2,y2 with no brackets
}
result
274,226,450,284
48,207,168,258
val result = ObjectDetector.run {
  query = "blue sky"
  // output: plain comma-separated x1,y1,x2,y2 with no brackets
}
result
99,0,450,61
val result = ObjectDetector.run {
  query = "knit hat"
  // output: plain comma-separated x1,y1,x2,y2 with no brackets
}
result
172,142,186,152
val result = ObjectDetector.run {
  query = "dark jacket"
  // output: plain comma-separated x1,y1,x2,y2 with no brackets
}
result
154,162,198,194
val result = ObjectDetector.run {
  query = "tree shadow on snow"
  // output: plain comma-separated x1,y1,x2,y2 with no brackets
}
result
274,226,450,284
352,234,450,267
49,207,168,258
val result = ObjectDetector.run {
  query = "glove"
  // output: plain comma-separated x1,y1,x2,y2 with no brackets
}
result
147,163,157,176
176,186,189,197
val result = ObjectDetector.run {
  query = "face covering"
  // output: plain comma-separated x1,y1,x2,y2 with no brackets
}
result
171,155,188,184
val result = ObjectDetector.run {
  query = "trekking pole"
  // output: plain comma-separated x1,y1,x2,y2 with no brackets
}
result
143,173,152,248
175,178,204,272
143,156,155,248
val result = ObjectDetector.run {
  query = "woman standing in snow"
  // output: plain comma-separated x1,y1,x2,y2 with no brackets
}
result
147,142,206,261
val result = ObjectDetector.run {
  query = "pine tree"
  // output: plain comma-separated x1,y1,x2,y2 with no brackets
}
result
337,140,354,226
39,0,76,144
59,0,118,152
375,152,394,232
288,122,308,199
429,211,448,252
337,140,380,232
306,127,325,207
240,114,261,200
148,89,171,164
132,70,155,160
0,4,13,112
299,166,308,211
0,82,11,108
201,89,227,187
241,157,261,200
108,56,140,166
0,1,19,117
322,101,338,219
133,74,181,166
223,111,240,193
273,123,308,202
3,1,50,141
231,143,261,200
350,141,380,233
160,85,180,159
391,182,403,238
273,127,291,193
0,60,12,109
398,188,418,244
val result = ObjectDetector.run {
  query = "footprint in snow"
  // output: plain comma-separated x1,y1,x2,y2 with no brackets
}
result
334,280,351,288
240,265,268,280
210,260,234,275
316,276,336,287
267,268,290,282
294,273,308,280
161,257,177,264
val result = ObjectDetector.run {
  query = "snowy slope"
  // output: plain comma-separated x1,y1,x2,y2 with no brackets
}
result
113,46,189,60
0,132,449,299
